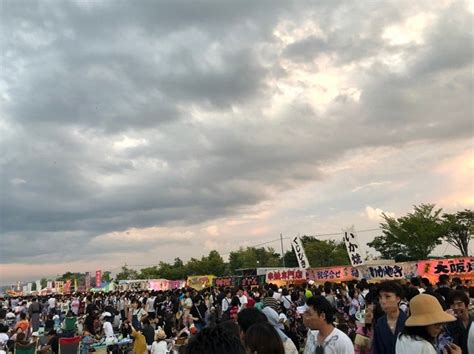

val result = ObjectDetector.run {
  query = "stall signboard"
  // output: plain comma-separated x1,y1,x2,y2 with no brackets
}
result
187,275,215,290
149,279,169,291
168,280,186,289
266,268,306,283
64,280,72,294
214,277,234,287
417,257,474,282
236,275,266,287
307,266,359,282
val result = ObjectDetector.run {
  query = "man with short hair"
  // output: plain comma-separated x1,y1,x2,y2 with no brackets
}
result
236,288,247,312
236,308,267,341
436,274,452,302
373,281,406,354
302,296,354,354
445,290,473,354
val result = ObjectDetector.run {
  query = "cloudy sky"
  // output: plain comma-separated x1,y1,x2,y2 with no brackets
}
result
1,0,473,284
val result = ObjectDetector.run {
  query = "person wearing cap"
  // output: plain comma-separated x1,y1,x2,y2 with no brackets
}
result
150,328,167,354
395,294,461,354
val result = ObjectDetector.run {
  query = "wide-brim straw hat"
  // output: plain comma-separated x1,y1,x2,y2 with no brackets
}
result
405,294,456,326
155,329,166,340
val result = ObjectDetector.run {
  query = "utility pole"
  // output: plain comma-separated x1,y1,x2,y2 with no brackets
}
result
280,233,286,267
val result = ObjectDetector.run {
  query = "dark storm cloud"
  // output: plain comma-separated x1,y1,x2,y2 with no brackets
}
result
0,0,472,263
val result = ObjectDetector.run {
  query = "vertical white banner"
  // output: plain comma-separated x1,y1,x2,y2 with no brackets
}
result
47,281,52,289
27,283,33,294
36,280,41,291
22,285,28,294
291,235,310,269
343,226,364,267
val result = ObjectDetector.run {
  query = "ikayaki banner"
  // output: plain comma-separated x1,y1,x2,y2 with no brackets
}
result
266,268,306,283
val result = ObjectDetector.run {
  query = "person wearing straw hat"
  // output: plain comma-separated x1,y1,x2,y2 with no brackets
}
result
150,328,168,354
395,294,461,354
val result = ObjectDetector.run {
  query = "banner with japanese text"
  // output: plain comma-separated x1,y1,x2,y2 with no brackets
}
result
417,257,474,282
235,275,266,287
292,236,310,269
307,266,359,282
63,280,72,294
266,268,306,283
343,226,364,266
95,270,102,288
214,277,234,287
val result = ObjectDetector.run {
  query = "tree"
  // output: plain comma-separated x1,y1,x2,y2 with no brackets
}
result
228,247,281,273
138,266,160,279
40,278,47,289
102,271,112,282
368,204,446,261
31,282,37,291
115,265,139,280
283,237,350,267
442,210,473,257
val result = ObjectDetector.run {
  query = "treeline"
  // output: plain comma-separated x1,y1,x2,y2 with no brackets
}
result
52,203,472,282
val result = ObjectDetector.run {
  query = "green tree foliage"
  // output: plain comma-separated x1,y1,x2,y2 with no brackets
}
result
367,204,447,261
40,278,47,289
138,266,161,279
31,282,37,291
115,265,139,280
102,271,112,282
228,247,281,273
283,236,350,267
442,209,473,257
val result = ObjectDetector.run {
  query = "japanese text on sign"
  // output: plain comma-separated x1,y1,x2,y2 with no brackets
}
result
343,226,364,266
266,268,306,283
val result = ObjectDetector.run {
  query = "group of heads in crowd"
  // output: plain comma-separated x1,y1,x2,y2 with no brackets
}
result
0,273,473,354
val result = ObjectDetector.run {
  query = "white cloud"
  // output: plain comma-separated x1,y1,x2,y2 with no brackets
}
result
365,206,395,221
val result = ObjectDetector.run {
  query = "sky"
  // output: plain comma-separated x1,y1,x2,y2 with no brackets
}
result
0,0,473,285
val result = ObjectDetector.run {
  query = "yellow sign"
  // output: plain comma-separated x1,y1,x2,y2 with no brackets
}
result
186,275,215,290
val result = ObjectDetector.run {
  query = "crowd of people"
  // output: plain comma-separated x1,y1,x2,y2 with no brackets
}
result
0,273,473,354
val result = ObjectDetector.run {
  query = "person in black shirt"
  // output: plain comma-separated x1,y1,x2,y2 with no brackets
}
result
445,290,473,354
141,318,155,348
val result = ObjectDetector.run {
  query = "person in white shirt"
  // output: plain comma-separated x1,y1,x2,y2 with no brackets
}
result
150,328,168,354
237,288,248,312
302,295,354,354
48,297,57,314
101,312,117,345
395,294,461,354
